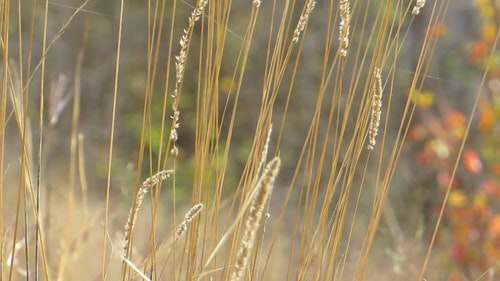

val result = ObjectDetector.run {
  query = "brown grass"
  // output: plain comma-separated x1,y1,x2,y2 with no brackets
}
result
0,0,494,281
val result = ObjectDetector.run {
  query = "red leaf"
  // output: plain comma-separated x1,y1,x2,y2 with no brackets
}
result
450,241,468,263
481,180,500,198
437,170,458,190
462,149,482,174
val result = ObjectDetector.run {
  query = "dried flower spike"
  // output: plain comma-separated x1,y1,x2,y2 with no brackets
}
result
175,203,204,239
292,0,316,44
412,0,426,15
231,157,281,281
338,0,350,56
170,0,209,156
368,67,383,150
123,170,174,254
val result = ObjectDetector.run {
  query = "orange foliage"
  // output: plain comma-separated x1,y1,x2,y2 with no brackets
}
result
462,149,482,174
444,110,466,140
478,101,495,131
447,270,463,281
488,215,500,237
491,163,500,176
469,41,488,63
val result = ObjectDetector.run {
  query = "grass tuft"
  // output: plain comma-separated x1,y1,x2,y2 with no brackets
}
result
1,1,489,281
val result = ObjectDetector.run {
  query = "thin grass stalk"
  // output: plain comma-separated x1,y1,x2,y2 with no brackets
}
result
34,0,49,279
218,5,281,276
201,121,273,273
193,4,230,276
3,32,20,281
341,5,395,280
372,11,436,273
274,0,319,152
122,256,152,281
288,2,359,269
154,0,182,279
18,64,31,281
262,3,338,278
294,48,365,280
298,8,358,276
133,0,163,276
7,60,45,280
0,2,7,277
77,134,89,216
295,1,397,278
354,4,445,278
162,1,208,279
143,1,169,277
103,0,125,279
256,0,317,161
202,4,263,276
19,4,38,279
324,123,370,280
336,159,371,281
314,63,376,278
347,2,454,278
185,3,214,278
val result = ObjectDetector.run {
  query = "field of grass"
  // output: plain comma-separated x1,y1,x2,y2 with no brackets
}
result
1,0,497,280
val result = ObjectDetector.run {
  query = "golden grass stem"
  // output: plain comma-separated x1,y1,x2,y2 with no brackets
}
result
121,256,152,281
103,0,125,279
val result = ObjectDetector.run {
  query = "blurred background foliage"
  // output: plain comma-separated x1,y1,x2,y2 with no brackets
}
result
407,0,500,279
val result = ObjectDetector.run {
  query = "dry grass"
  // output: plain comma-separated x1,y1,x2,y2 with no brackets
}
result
0,0,495,280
